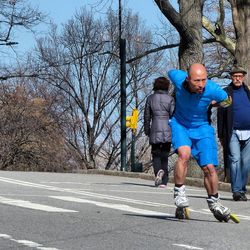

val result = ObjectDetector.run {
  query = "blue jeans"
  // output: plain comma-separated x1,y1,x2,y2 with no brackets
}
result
228,130,250,193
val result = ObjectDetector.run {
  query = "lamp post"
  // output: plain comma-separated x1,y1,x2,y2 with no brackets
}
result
119,0,127,171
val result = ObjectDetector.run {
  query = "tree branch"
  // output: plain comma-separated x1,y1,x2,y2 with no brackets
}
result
127,38,217,64
202,16,235,55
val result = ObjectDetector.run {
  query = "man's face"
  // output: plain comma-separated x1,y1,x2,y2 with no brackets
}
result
231,73,245,87
187,70,207,94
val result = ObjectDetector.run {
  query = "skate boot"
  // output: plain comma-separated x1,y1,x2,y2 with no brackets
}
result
206,196,239,223
155,170,164,187
174,185,190,219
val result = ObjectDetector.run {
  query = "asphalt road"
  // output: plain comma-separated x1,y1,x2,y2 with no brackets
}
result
0,171,249,250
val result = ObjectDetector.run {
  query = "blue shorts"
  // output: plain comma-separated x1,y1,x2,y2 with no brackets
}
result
170,118,218,167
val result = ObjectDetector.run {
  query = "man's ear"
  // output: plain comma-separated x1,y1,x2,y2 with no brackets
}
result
186,76,190,82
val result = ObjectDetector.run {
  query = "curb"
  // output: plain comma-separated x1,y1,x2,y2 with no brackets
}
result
73,169,250,194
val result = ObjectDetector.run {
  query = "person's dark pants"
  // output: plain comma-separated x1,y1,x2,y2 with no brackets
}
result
151,142,171,185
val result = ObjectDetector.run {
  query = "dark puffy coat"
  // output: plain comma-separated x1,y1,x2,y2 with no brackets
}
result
144,90,175,144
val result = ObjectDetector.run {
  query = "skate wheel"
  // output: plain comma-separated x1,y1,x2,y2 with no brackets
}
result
175,207,190,219
175,207,184,219
230,213,240,223
184,207,190,219
214,214,223,222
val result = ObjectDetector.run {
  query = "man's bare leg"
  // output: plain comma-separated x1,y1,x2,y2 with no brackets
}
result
174,146,191,184
202,164,218,195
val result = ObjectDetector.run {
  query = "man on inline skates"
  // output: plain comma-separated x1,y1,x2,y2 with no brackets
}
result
168,63,234,222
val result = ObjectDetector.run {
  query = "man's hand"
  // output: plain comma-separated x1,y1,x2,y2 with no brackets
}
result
210,100,220,107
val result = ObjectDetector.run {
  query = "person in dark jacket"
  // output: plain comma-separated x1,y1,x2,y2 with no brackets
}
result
144,77,175,187
217,65,250,201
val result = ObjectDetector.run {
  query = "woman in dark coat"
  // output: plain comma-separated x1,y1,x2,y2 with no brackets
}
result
144,77,175,187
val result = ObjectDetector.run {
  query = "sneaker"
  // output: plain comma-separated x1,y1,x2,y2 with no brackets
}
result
207,196,230,221
233,192,243,201
240,193,248,201
174,185,189,208
159,184,167,188
155,169,164,187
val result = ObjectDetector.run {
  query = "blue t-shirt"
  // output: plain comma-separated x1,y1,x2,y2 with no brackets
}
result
168,69,228,128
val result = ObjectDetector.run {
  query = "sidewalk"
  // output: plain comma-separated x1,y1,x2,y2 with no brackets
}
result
73,169,250,195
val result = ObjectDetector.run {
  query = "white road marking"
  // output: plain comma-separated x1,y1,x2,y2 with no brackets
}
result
0,176,175,208
0,176,249,220
0,234,11,239
0,233,60,249
173,243,203,249
101,189,175,195
0,196,77,213
50,196,171,217
15,240,41,247
41,182,86,185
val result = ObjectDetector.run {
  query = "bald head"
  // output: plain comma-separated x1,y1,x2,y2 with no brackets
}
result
188,63,207,78
187,63,207,94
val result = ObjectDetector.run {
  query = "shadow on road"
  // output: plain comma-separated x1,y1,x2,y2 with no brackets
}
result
121,182,155,188
188,194,234,202
90,182,155,187
124,213,217,223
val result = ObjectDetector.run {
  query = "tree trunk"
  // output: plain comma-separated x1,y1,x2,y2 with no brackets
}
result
178,0,204,70
154,0,204,70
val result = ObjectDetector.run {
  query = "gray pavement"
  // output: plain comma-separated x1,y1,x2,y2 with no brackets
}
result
0,171,249,250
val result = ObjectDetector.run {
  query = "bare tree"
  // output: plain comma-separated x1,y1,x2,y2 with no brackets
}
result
0,84,68,171
30,8,163,170
0,0,45,49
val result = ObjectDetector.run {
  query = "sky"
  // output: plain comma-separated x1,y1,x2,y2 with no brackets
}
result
10,0,167,58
